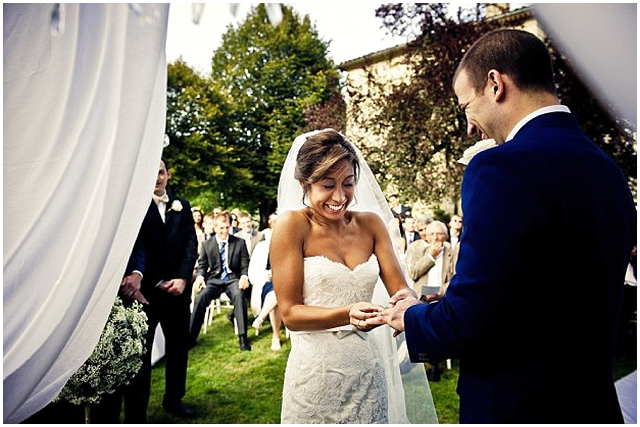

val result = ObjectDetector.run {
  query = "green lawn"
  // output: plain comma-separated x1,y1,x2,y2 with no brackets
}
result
25,306,636,423
146,308,636,424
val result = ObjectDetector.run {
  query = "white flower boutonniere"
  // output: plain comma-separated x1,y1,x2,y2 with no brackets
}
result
169,200,183,212
458,138,497,165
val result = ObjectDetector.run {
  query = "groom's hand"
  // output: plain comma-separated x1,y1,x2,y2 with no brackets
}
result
383,296,420,337
388,287,417,305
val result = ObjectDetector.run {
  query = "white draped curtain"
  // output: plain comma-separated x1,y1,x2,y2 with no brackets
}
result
4,3,634,425
3,4,169,423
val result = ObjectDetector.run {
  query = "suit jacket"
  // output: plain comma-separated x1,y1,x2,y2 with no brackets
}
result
242,229,264,258
125,236,145,276
405,240,454,296
391,204,412,219
404,112,636,423
404,230,420,250
138,194,198,303
196,234,249,286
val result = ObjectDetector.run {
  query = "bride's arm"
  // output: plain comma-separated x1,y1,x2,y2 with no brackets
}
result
271,210,355,331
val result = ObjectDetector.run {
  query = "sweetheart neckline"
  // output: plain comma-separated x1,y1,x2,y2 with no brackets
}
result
303,253,377,272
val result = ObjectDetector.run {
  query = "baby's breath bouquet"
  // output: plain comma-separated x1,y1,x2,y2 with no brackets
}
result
55,296,148,421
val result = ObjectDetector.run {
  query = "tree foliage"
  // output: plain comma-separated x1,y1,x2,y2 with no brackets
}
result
165,59,252,213
549,45,637,196
209,4,344,224
163,5,344,224
352,3,636,212
348,3,503,211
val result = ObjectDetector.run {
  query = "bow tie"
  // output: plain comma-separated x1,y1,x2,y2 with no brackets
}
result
153,193,169,204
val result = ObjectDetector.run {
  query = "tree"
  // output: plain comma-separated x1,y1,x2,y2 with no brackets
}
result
209,4,344,226
549,45,637,198
348,3,503,212
165,59,253,213
352,3,636,213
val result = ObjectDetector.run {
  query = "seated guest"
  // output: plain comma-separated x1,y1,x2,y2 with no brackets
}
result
406,220,455,301
249,239,284,350
189,213,252,351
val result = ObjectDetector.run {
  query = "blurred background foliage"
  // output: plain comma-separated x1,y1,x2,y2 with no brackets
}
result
164,3,636,227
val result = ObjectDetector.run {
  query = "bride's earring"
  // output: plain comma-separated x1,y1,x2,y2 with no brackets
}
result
302,190,309,207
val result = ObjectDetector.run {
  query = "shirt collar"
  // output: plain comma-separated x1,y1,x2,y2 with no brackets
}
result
505,105,571,142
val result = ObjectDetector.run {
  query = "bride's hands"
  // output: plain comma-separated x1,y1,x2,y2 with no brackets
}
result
349,302,385,331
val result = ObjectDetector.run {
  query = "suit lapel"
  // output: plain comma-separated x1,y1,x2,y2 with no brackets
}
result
165,194,184,226
164,194,174,224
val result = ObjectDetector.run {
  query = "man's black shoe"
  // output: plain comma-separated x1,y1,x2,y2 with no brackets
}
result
239,335,251,351
163,401,196,418
426,366,441,382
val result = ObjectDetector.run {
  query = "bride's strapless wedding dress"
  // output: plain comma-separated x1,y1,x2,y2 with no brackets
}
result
281,254,391,424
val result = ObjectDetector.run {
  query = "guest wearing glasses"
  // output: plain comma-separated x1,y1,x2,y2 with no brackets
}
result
405,219,455,381
406,220,455,302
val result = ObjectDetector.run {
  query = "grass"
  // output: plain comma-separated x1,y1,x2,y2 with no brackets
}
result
25,306,636,423
146,308,636,424
147,308,289,424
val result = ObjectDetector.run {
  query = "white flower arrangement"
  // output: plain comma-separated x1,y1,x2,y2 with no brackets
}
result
169,199,183,212
54,297,148,407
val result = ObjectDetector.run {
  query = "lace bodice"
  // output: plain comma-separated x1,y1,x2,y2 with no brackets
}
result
302,254,379,307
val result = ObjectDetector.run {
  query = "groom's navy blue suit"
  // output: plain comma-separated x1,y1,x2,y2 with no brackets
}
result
404,112,636,423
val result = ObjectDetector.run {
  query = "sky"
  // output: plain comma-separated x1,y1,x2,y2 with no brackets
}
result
165,3,407,73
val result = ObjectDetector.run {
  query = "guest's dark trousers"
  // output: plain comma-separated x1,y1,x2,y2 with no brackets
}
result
112,294,191,423
189,278,248,343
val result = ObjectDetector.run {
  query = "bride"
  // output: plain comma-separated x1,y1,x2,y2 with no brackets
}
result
271,129,437,423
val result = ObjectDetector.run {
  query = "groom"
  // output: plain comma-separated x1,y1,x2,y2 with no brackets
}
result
385,29,636,423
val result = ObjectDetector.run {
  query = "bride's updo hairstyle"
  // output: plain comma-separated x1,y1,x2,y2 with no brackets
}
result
294,129,360,194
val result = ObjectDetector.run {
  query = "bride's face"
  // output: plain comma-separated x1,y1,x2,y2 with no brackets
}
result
307,159,355,219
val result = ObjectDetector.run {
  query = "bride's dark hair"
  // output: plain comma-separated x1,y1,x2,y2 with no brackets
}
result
294,129,360,192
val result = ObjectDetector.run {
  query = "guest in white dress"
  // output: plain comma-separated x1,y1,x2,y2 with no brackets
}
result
271,129,438,424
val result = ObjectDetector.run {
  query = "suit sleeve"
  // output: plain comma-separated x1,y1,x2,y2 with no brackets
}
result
125,234,145,276
195,240,210,278
239,242,250,277
407,246,436,282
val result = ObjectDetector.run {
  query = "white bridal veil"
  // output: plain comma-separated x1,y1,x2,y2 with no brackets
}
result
277,129,438,424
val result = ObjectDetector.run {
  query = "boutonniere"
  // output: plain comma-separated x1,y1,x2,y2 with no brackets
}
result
168,200,183,212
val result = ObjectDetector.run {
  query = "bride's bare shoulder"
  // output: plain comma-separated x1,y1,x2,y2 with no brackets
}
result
278,209,309,224
274,209,310,234
350,211,386,228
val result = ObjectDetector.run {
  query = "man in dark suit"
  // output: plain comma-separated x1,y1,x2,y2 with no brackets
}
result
388,193,412,219
189,212,252,351
385,29,636,423
125,158,198,421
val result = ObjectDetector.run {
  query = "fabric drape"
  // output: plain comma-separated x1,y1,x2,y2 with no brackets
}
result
3,4,169,423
